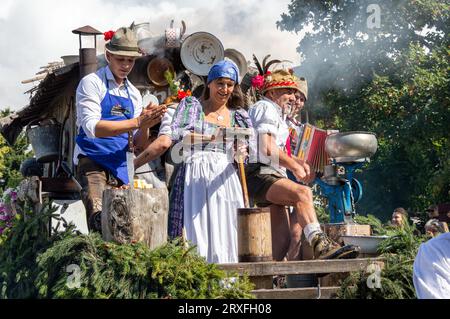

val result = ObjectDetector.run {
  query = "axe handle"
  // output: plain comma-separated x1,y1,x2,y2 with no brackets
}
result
238,156,250,208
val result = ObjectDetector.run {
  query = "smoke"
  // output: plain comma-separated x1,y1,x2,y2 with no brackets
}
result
289,0,438,113
0,0,304,111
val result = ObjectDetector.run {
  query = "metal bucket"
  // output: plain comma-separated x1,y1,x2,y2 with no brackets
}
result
26,123,61,163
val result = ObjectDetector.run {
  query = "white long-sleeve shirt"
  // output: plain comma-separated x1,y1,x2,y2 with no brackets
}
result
413,232,450,299
158,107,176,137
73,66,143,165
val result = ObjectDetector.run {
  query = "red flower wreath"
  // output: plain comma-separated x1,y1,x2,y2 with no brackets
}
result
103,30,115,41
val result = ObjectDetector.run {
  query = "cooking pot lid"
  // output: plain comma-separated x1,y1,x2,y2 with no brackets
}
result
180,32,224,76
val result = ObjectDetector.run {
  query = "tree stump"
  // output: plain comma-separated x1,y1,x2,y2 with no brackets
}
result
101,188,168,250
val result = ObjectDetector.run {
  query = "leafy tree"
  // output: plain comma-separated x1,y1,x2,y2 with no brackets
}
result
278,0,449,101
278,0,450,220
333,43,450,219
0,109,32,193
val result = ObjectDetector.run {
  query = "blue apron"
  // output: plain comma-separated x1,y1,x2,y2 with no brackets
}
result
76,75,135,185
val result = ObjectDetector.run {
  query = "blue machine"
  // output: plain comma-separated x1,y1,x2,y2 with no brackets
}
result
315,161,366,223
313,131,378,224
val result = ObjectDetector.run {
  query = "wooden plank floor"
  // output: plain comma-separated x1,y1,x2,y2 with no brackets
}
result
253,287,340,299
217,258,385,276
216,258,384,298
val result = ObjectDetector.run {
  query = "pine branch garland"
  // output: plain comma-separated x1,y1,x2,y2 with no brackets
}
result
0,202,254,299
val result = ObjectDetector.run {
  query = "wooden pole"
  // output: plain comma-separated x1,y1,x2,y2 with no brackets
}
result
237,156,250,208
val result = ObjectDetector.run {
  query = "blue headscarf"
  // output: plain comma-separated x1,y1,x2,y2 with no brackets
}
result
207,60,239,84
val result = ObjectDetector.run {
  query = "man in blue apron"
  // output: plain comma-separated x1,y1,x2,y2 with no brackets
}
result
74,26,166,232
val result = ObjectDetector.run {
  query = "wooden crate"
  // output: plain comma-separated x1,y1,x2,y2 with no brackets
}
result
322,223,371,245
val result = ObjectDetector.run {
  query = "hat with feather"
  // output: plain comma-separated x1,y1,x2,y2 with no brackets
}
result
251,54,300,94
296,77,308,100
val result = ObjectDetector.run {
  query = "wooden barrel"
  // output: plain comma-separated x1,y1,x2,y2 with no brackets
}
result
237,207,273,262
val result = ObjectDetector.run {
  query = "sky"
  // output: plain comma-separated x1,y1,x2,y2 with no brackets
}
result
0,0,306,111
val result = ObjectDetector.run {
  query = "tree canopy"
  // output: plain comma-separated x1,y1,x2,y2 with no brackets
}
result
278,0,450,220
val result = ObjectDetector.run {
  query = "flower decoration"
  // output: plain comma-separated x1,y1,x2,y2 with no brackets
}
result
177,89,192,100
103,30,115,41
0,187,20,238
164,70,192,102
251,75,265,90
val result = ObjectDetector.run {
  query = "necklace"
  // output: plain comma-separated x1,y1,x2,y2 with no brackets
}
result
215,112,225,121
207,104,227,122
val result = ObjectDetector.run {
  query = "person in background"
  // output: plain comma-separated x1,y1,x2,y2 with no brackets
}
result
285,77,308,260
413,232,450,298
424,219,447,238
391,207,408,227
133,76,195,189
74,26,166,232
133,104,176,189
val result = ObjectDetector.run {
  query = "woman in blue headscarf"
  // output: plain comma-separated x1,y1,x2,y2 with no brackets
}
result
168,60,253,263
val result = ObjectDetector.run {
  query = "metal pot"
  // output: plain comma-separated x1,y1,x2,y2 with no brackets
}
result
147,57,175,87
325,131,378,161
26,122,61,163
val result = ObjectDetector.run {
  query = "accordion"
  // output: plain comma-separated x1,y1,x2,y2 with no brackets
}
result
292,123,335,174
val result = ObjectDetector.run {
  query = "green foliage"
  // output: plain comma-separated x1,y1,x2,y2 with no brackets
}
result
279,1,450,219
0,202,61,298
342,43,450,218
0,202,254,299
338,216,427,299
377,222,426,255
278,0,449,97
354,214,389,235
338,251,418,299
0,108,32,193
35,236,254,299
314,200,330,224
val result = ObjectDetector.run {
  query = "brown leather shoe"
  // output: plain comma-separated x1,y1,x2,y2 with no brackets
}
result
311,233,360,260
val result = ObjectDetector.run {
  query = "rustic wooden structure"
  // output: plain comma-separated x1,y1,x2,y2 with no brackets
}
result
218,257,385,299
101,188,168,250
322,223,371,244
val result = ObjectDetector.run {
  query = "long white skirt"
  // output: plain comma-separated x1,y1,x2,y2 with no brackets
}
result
183,151,244,263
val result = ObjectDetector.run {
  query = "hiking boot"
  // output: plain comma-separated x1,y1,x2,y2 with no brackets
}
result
311,233,360,260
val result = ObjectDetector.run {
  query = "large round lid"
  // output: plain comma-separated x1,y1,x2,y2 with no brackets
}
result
224,48,248,81
180,32,224,76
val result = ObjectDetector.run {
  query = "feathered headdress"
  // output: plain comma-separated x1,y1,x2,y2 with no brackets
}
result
251,54,300,94
251,54,279,90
